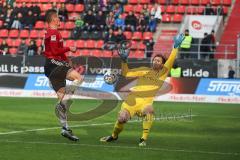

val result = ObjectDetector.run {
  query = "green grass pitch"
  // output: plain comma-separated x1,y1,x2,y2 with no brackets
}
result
0,97,239,160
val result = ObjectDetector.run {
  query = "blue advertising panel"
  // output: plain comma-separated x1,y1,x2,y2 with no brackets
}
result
24,74,114,92
195,78,240,96
24,74,51,90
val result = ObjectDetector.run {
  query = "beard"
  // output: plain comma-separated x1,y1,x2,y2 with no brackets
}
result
152,63,163,71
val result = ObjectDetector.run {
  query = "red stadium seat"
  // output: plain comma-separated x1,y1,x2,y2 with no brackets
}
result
76,40,85,48
12,39,21,47
38,30,46,38
25,39,31,45
148,4,154,10
128,0,138,4
19,30,29,38
0,39,2,44
65,22,75,30
102,50,112,57
6,38,13,47
166,5,175,14
0,20,3,28
132,32,143,40
58,22,65,30
134,5,143,13
74,4,84,12
17,3,22,7
0,29,8,38
39,0,49,2
158,0,166,4
139,0,150,4
36,39,42,47
143,32,153,40
124,31,132,40
173,14,183,23
138,42,146,50
95,40,104,49
9,48,17,55
35,21,45,29
65,4,74,12
65,40,75,47
172,0,180,5
92,49,102,57
29,30,38,39
200,0,210,5
9,30,19,38
212,0,221,6
160,5,165,13
86,40,95,49
223,6,228,15
197,7,205,14
74,50,81,56
128,51,136,58
131,41,138,50
162,14,171,23
135,50,145,58
124,5,134,13
180,0,190,5
223,0,231,6
191,0,200,5
81,49,91,56
176,6,186,14
60,30,70,39
26,3,32,7
187,7,197,14
42,3,52,12
121,13,127,19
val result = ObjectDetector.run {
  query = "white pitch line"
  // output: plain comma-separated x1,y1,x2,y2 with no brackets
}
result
0,140,239,156
0,115,196,135
0,122,115,135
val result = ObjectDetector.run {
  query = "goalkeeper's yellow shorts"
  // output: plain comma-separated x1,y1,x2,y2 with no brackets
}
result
120,93,154,117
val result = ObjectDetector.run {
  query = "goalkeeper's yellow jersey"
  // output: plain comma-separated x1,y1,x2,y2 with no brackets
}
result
121,48,178,99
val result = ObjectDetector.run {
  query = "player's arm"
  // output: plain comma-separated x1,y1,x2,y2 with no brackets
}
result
164,48,178,70
164,34,185,70
121,62,149,78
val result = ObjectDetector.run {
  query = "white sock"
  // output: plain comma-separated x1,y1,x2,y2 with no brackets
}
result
60,119,69,131
64,79,83,98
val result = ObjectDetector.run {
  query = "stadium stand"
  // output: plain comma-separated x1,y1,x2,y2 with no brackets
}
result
0,0,235,58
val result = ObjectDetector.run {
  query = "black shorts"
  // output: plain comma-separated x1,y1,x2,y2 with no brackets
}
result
44,58,72,92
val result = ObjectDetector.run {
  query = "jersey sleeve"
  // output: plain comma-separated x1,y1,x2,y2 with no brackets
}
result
160,48,179,79
49,32,70,56
121,62,149,78
164,48,178,70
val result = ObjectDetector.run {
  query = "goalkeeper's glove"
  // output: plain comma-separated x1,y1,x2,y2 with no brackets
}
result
118,47,129,63
173,33,185,49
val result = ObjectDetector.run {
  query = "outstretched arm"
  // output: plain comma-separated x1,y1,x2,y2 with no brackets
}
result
162,34,185,78
164,48,178,71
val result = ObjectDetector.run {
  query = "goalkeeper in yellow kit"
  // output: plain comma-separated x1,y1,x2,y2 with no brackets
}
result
100,34,185,146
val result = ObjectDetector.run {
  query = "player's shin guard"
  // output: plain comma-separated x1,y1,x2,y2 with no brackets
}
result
112,121,124,139
142,114,154,140
55,102,69,130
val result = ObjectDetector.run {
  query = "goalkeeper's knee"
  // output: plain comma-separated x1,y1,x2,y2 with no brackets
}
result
117,110,130,123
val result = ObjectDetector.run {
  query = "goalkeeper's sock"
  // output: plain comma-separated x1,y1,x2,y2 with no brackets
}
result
142,114,154,140
112,121,124,138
